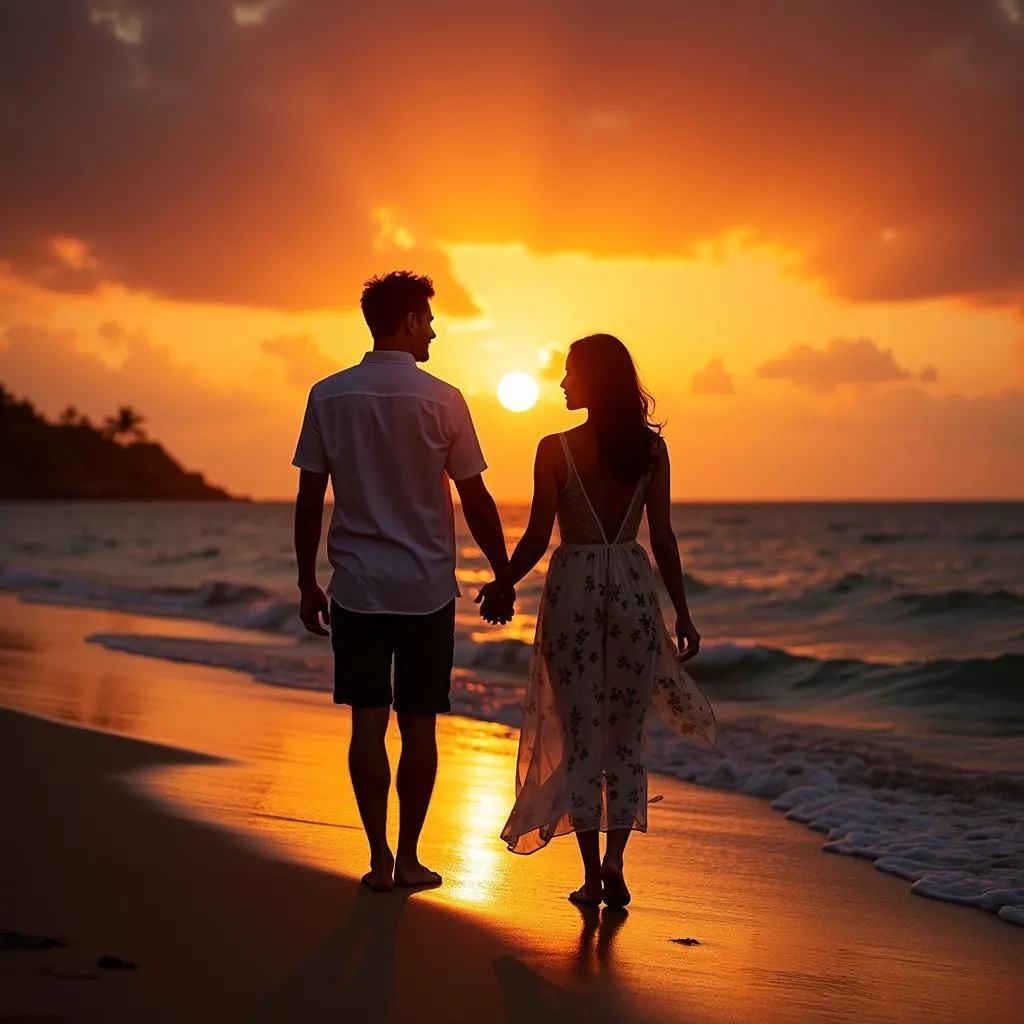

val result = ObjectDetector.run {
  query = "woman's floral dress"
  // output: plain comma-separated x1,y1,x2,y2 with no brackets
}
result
501,434,717,854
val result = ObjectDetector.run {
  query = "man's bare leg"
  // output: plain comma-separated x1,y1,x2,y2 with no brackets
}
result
394,712,442,887
349,706,394,891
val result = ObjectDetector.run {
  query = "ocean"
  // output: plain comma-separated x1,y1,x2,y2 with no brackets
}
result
2,500,1022,925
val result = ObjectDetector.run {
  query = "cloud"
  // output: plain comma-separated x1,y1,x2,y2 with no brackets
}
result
538,348,567,381
757,337,928,393
691,358,735,396
262,334,336,388
1,2,1023,313
648,383,1024,499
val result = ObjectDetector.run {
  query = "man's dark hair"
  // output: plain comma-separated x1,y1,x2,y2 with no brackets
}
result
360,271,435,341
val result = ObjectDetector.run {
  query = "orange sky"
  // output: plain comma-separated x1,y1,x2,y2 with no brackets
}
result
1,2,1022,500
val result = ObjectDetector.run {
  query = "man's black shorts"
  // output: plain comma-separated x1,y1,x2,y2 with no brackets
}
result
330,599,455,714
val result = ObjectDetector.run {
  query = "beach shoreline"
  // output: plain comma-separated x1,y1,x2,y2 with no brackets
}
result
2,596,1022,1023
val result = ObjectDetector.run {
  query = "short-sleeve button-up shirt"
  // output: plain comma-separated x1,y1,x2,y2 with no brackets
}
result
292,350,486,614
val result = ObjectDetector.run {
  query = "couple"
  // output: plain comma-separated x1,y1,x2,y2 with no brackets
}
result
292,271,715,909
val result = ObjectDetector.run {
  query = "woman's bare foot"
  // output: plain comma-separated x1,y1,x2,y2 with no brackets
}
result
568,878,603,908
600,859,631,908
394,858,442,889
361,851,395,892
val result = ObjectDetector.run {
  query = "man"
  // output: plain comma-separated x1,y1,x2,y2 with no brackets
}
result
292,271,511,892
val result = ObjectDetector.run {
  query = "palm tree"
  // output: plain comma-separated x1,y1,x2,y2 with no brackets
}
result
58,405,81,426
102,405,147,443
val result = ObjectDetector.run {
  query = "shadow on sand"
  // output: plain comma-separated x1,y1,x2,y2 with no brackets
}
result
248,888,644,1023
247,884,412,1022
495,904,648,1024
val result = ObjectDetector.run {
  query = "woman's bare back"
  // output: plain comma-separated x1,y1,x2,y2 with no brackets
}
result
560,425,651,543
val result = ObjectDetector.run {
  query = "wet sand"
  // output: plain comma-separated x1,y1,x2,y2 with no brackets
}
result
1,595,1022,1023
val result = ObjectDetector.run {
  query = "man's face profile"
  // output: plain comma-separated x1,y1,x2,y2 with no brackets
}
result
409,304,436,362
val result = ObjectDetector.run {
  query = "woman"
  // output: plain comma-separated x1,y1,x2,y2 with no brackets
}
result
477,334,716,908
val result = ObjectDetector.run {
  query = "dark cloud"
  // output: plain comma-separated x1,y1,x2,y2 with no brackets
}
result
262,333,336,388
1,1,1023,312
757,337,938,393
691,358,735,396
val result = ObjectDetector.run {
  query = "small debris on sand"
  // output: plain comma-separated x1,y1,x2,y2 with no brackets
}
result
42,966,98,981
97,955,140,970
1,931,69,951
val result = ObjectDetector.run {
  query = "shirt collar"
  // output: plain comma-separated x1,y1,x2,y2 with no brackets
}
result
362,350,416,365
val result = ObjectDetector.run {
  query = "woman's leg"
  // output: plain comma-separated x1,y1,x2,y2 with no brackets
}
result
569,829,603,907
601,827,632,907
605,827,631,867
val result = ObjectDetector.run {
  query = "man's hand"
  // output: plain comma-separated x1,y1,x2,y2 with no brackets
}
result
476,581,515,625
676,615,701,661
299,585,331,637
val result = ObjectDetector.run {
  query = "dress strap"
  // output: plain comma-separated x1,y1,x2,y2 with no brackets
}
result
558,432,571,464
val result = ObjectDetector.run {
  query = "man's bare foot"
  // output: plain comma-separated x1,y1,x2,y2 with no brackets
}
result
394,858,442,889
361,851,395,892
600,860,631,908
568,880,603,908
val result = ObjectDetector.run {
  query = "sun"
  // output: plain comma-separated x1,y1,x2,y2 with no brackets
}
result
497,372,540,412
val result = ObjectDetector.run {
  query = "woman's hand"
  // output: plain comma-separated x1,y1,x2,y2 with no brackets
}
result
676,615,701,661
476,581,515,625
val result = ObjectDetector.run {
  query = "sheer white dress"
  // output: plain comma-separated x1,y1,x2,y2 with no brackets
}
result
501,434,717,855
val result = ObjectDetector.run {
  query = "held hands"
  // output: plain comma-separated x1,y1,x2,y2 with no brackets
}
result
676,614,701,661
476,580,515,625
299,584,331,636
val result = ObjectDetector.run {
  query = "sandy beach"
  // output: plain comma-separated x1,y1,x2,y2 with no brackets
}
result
2,594,1022,1024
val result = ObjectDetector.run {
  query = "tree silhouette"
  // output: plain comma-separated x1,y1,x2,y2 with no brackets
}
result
59,405,82,426
102,405,147,443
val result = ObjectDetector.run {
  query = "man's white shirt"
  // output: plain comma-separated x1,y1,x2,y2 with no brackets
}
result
292,350,486,614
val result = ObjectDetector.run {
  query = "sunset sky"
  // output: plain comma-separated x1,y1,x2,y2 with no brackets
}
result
1,0,1023,500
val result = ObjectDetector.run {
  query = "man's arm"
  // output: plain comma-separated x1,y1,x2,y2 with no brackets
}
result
474,436,558,622
294,468,331,636
453,473,508,579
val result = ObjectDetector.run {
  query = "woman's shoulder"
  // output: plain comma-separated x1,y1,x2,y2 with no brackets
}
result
537,431,570,451
649,432,669,469
534,433,564,463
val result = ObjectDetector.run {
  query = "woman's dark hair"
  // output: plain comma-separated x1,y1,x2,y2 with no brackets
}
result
568,334,663,480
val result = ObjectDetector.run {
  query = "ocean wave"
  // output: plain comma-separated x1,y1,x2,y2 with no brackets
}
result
861,531,933,545
0,570,306,636
22,562,1023,638
688,644,1024,719
454,637,534,674
826,572,895,594
962,530,1024,545
448,635,1024,725
149,546,221,564
893,588,1024,618
644,713,1024,925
